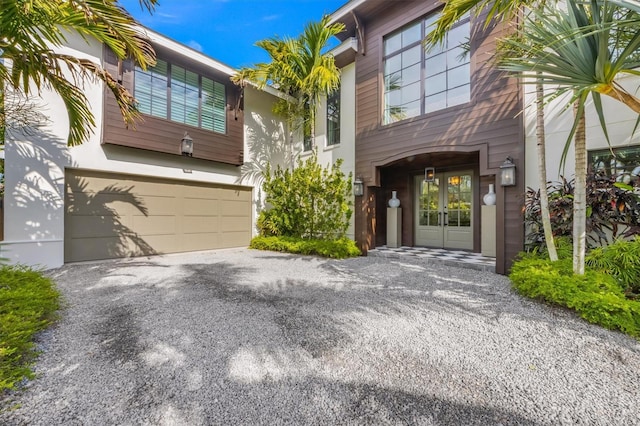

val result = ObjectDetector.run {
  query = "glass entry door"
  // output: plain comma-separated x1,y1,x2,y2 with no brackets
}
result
414,172,473,250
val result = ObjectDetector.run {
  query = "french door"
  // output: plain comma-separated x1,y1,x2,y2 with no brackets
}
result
414,172,473,250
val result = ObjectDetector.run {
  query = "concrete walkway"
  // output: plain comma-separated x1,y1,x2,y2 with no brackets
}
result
1,248,639,425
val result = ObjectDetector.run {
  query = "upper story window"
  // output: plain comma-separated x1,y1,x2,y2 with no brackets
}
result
589,145,640,185
327,87,340,146
383,11,470,125
134,59,226,134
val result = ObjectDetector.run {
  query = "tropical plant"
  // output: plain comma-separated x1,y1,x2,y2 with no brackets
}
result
258,154,352,240
510,255,640,337
232,15,345,153
250,235,361,259
587,237,640,297
525,173,640,251
498,0,640,273
0,0,158,146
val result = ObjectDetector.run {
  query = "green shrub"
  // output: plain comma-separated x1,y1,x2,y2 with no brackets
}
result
510,257,640,338
586,237,640,297
0,265,60,392
250,236,361,259
259,153,352,239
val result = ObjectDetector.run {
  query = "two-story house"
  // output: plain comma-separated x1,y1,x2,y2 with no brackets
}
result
2,28,287,268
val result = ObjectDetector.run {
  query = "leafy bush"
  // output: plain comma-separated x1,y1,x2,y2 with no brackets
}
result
259,153,352,239
510,256,640,338
587,237,640,297
0,265,60,392
525,236,573,260
250,236,361,259
524,174,640,251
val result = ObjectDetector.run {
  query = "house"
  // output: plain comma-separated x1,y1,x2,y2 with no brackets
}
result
328,0,524,274
1,1,525,273
1,28,288,269
7,0,633,273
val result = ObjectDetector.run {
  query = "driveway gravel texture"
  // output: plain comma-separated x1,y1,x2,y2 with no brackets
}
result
1,248,639,425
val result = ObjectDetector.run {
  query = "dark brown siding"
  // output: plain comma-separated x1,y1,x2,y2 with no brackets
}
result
344,0,524,273
102,45,244,166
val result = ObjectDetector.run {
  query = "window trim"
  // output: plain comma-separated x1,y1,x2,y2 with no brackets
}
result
134,59,227,135
588,145,640,185
381,10,471,126
326,87,341,147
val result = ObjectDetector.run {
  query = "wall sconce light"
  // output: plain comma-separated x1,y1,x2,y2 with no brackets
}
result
500,156,516,186
424,167,435,182
180,132,193,157
353,177,364,197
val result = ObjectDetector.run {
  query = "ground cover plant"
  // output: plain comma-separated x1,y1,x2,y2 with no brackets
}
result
250,235,360,259
510,241,640,338
0,265,59,392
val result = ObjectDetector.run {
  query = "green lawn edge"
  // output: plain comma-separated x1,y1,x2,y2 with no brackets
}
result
0,265,60,392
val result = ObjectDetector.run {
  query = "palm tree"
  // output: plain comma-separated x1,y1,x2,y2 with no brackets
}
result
425,0,559,261
498,0,640,273
232,16,345,155
0,0,158,146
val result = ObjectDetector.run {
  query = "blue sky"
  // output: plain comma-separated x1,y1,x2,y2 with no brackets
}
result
121,0,348,69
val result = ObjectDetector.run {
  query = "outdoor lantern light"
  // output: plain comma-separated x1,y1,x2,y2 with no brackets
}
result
424,167,435,182
500,156,516,186
180,132,193,157
354,177,364,197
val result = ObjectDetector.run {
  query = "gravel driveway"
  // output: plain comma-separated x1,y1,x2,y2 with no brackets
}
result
1,248,639,425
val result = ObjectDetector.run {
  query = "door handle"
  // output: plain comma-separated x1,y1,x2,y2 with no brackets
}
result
443,212,448,226
438,212,442,227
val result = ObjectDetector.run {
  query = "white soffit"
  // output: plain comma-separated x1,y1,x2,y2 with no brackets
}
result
329,0,369,24
138,26,237,77
331,37,358,56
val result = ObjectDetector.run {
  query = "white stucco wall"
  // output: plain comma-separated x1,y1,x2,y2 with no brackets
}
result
524,73,640,189
2,32,285,269
304,62,357,239
240,85,289,235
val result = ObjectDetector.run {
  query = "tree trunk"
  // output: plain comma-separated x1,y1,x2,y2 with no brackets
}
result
601,84,640,114
536,78,558,261
573,100,587,275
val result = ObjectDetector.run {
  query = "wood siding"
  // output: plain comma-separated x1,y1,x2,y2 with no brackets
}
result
102,45,244,166
343,0,524,273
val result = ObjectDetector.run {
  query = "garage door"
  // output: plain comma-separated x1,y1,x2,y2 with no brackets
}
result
64,169,252,262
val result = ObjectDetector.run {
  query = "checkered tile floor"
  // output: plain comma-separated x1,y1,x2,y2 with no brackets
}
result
367,246,496,272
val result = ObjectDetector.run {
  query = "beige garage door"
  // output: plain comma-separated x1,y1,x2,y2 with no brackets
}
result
64,169,252,262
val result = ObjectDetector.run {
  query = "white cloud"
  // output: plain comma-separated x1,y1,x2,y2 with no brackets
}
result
262,14,280,22
187,40,203,52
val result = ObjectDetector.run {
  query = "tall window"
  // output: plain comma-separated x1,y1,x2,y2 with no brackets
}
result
383,11,470,125
327,87,340,146
135,60,226,134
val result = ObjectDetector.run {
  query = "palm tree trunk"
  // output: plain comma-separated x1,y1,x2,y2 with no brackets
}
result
601,84,640,113
309,98,317,152
536,78,558,261
573,100,587,275
0,77,5,144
